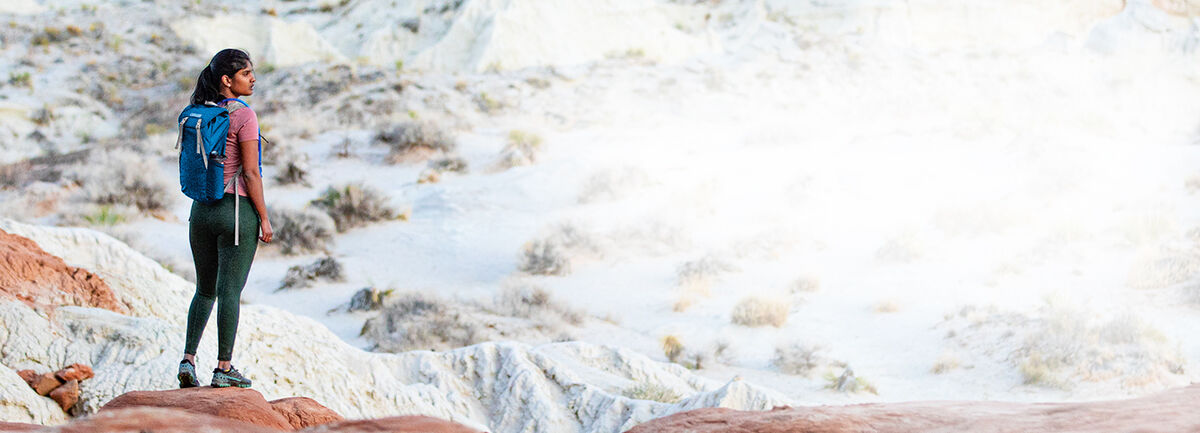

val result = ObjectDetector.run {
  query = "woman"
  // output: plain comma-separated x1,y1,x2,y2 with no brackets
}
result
178,48,273,389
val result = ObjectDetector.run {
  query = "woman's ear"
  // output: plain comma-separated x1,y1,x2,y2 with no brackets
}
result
220,74,232,89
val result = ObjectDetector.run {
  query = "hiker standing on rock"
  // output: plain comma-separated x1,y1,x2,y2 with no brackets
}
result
176,48,272,389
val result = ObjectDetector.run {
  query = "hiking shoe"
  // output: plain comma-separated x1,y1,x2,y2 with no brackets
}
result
178,359,199,388
211,366,251,388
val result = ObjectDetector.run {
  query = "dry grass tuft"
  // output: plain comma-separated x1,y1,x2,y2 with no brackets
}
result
731,296,789,327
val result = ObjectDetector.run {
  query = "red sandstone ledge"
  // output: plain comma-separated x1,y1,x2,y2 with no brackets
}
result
625,383,1200,433
0,387,485,433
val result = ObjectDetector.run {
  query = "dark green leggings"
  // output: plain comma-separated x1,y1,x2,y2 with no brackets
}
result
184,193,259,361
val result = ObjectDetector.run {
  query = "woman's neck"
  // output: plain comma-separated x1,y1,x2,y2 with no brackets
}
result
219,89,237,100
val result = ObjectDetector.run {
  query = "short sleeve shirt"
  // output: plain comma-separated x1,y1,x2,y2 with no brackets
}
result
217,101,259,197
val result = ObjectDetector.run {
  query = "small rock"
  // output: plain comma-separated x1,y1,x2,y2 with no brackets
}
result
33,372,62,396
16,370,39,389
54,363,94,382
48,380,79,411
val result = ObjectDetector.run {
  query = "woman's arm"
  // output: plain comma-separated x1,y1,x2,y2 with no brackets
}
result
238,139,273,243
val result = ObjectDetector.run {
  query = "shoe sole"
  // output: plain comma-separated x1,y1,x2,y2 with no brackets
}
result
178,372,199,388
211,382,252,388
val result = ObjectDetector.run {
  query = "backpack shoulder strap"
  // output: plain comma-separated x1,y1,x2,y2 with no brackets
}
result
221,98,249,114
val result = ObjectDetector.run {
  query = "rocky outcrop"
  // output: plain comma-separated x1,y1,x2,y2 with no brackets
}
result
0,219,787,432
47,380,79,413
102,388,296,430
625,384,1200,433
271,397,345,430
0,407,483,433
0,364,66,426
53,364,93,383
15,364,93,413
44,407,278,433
0,229,124,314
304,416,484,433
0,220,190,320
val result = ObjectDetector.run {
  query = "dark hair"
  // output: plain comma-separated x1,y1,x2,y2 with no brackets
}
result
190,48,253,105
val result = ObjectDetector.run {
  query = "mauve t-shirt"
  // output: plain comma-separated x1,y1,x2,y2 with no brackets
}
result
217,101,259,197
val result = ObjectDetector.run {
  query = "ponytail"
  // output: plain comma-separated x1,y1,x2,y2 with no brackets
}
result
190,48,253,105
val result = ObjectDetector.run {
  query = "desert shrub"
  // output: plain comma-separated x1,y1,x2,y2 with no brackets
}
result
273,144,311,186
930,352,961,374
1015,310,1181,388
1186,174,1200,193
622,382,680,404
789,275,821,293
428,156,468,173
773,343,824,376
731,296,789,327
8,72,32,88
494,284,582,326
81,205,125,226
418,156,468,183
943,303,1185,390
1126,247,1200,290
661,335,684,363
673,255,737,311
1019,352,1059,387
823,367,877,394
0,182,69,220
310,183,397,232
495,130,543,169
278,256,344,291
873,300,900,313
347,286,394,312
360,292,485,353
676,255,736,293
519,239,571,276
71,148,173,212
518,223,598,276
270,207,336,255
475,92,503,113
376,121,455,162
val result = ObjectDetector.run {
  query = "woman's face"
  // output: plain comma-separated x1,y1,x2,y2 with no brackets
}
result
222,66,255,97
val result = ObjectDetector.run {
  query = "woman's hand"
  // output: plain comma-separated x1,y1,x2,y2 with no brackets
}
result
259,218,273,243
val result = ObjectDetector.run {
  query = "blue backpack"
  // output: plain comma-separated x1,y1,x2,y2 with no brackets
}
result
177,98,261,244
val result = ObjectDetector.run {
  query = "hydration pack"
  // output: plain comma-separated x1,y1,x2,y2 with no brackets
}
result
176,98,260,245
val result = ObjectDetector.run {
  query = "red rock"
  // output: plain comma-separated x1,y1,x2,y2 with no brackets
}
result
0,229,126,314
49,379,80,412
302,416,484,433
56,407,278,433
269,397,344,430
16,369,38,389
625,384,1200,433
32,372,61,396
101,387,292,430
54,364,94,382
0,421,40,432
